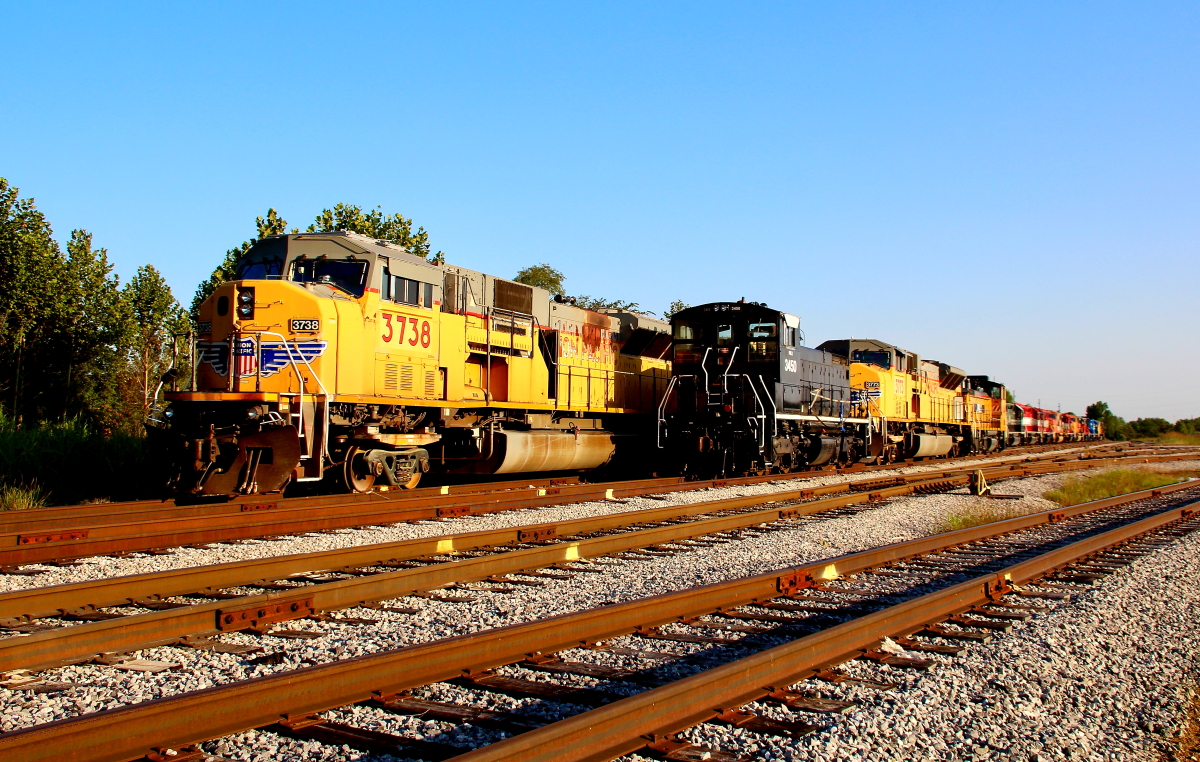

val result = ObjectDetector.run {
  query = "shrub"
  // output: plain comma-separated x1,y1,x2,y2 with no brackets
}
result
1043,468,1181,507
0,412,160,506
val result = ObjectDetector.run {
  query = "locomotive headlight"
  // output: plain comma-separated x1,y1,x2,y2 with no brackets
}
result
236,287,255,319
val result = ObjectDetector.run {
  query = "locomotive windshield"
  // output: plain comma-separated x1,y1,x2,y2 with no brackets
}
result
852,349,892,369
236,237,287,280
673,322,705,364
673,314,783,365
747,321,778,362
290,257,369,297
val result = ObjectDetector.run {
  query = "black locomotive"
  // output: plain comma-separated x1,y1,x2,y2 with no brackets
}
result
659,301,873,477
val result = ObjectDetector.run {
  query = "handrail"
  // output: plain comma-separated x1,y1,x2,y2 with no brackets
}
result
257,331,330,466
721,346,739,394
656,375,680,449
741,375,767,450
757,374,777,440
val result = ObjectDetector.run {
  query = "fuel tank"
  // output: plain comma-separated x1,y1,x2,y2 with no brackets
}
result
910,433,954,458
493,430,617,473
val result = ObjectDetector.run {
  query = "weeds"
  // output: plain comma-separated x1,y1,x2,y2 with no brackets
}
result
0,411,160,506
1044,468,1182,507
0,482,47,511
1143,432,1200,446
938,502,1033,533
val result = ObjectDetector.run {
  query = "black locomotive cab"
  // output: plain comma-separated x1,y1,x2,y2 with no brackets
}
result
663,302,870,478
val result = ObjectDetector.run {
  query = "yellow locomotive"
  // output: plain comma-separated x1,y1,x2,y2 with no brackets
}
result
816,339,1005,462
155,232,671,496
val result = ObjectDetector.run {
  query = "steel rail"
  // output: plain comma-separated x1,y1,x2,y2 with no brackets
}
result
0,451,1143,623
0,475,585,530
0,447,1176,568
0,481,1193,762
0,467,1014,671
450,497,1200,762
0,442,1126,539
1,459,1191,672
0,468,976,623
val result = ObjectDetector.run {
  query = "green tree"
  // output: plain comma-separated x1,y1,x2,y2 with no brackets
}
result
0,180,137,428
1085,401,1127,440
664,300,690,318
514,263,566,294
575,295,647,313
308,203,444,263
1174,417,1200,435
53,230,130,428
0,178,59,424
1127,417,1172,439
121,265,189,425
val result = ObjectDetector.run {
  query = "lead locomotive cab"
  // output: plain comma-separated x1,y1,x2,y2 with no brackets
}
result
662,301,872,477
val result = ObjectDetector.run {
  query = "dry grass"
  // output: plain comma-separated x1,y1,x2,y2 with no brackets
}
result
937,501,1034,533
1163,686,1200,761
0,482,47,511
1043,468,1183,507
1148,432,1200,446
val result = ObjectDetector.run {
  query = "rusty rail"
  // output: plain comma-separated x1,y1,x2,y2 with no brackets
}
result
0,446,1177,568
0,451,1139,622
1,459,1192,672
451,495,1199,761
0,442,1140,534
0,480,1193,762
0,442,1129,541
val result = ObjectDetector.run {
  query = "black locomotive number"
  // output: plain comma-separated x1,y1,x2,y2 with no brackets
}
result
290,319,321,332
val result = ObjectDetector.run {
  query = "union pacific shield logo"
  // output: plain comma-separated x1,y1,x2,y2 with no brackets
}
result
197,340,328,377
234,337,258,378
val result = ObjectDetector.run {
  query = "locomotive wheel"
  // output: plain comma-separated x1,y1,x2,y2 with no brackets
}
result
342,447,376,493
399,470,422,489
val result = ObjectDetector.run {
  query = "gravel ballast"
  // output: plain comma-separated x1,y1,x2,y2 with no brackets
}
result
0,447,1129,593
0,453,1196,762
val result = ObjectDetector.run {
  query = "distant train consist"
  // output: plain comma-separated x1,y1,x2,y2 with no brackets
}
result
659,301,1100,477
150,237,1098,495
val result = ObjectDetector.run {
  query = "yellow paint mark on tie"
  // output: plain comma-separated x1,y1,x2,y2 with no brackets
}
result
436,539,454,553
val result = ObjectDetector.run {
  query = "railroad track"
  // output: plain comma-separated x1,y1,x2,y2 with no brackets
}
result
14,439,1099,528
0,471,1195,761
0,444,1169,568
0,452,1194,675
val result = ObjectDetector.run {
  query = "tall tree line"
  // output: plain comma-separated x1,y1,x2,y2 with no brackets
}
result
0,178,186,434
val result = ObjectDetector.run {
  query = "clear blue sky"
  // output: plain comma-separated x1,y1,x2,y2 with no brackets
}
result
3,2,1197,420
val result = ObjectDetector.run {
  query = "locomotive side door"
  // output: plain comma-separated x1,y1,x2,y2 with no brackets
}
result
779,317,802,411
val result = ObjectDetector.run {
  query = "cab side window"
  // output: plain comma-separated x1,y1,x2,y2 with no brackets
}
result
382,268,434,308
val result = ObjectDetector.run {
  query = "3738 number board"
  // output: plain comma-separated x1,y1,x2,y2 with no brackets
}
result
382,314,432,348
